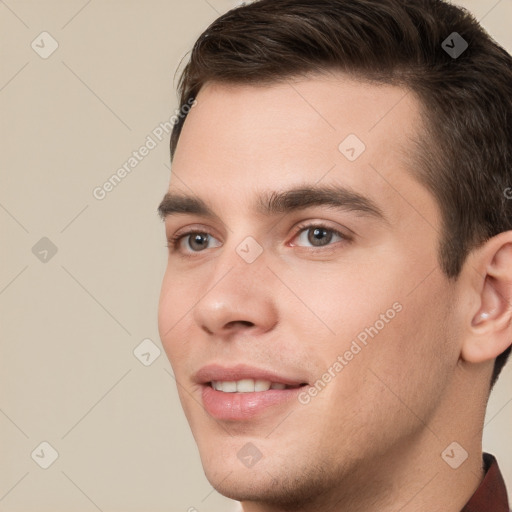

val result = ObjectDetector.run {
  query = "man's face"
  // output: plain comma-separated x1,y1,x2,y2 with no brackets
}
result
158,76,460,504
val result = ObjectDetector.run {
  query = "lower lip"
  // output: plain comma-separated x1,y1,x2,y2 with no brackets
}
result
201,384,306,420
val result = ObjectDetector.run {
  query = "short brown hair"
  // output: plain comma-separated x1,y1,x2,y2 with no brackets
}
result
169,0,512,388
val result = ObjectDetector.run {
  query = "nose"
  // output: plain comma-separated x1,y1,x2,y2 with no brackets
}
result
192,248,279,338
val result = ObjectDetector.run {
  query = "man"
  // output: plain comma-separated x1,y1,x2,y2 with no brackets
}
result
157,0,512,510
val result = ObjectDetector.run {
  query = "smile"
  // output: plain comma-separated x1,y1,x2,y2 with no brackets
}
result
210,379,304,392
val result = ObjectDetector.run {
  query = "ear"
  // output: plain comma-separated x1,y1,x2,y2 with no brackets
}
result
460,231,512,364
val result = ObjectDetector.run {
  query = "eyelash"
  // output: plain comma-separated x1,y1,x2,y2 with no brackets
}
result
166,222,350,255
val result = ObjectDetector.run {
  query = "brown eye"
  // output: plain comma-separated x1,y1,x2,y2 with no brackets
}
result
187,233,210,251
294,224,345,248
168,231,222,254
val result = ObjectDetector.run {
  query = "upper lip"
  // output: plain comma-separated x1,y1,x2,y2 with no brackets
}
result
195,363,308,386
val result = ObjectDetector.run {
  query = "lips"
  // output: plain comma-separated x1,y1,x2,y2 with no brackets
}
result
195,363,309,420
195,363,308,388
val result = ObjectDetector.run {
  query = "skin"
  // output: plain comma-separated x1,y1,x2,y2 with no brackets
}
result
157,74,512,512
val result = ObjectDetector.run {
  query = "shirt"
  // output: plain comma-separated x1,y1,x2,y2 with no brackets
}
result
461,452,510,512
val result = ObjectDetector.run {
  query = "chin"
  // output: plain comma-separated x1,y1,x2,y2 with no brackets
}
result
197,441,340,510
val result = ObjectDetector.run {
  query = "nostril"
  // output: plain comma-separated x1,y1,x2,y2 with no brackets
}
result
226,320,254,328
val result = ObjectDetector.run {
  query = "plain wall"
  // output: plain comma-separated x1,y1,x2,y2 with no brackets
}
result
1,0,511,510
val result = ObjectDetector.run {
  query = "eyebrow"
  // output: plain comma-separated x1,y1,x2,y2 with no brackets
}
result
157,185,389,224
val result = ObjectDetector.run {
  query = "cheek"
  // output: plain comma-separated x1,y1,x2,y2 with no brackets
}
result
347,278,457,423
300,265,454,401
157,268,191,366
299,292,454,457
287,262,405,351
157,270,173,346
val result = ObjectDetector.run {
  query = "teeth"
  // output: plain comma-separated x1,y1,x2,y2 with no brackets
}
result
238,379,261,392
254,379,272,392
211,379,291,393
222,381,237,392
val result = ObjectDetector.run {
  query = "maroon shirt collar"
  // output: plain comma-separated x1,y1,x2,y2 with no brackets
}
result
461,453,510,512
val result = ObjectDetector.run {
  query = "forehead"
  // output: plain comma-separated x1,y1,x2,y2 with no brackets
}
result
168,74,432,225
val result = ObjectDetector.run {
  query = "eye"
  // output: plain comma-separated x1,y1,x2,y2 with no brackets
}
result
291,223,347,248
167,222,349,256
168,231,222,253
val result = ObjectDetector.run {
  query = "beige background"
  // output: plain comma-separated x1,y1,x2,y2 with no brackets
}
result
1,0,511,510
